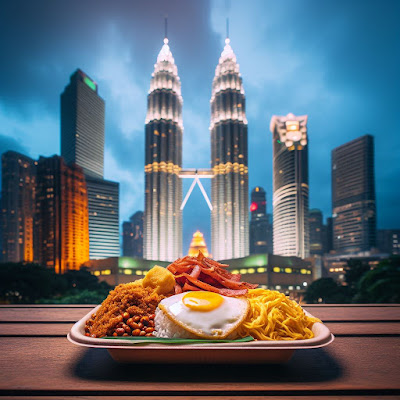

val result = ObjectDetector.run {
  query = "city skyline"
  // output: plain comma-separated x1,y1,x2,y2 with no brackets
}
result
0,0,399,253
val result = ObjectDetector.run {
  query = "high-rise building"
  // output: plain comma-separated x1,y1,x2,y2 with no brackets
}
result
188,230,210,258
324,217,333,254
1,151,36,263
61,69,120,259
144,37,183,261
332,135,376,253
35,155,89,273
86,176,120,260
309,209,324,256
61,69,105,179
270,113,309,259
210,37,249,260
377,229,400,255
249,187,272,254
122,211,144,258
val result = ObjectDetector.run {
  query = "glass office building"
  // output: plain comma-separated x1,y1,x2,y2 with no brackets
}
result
332,135,376,253
61,69,105,179
85,176,120,260
270,113,309,259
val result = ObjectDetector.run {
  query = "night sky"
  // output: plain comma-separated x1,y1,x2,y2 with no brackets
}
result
0,0,399,254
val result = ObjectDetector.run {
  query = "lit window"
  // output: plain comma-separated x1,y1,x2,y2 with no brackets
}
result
94,271,100,276
248,268,255,274
273,267,280,273
124,269,132,275
285,268,292,274
136,270,143,275
257,267,266,273
240,269,247,274
275,285,281,290
300,269,307,274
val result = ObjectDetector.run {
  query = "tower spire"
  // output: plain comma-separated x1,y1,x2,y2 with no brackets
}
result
226,18,229,41
164,15,168,43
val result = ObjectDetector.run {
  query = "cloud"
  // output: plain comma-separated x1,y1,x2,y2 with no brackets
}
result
0,103,59,159
104,148,144,223
94,23,147,140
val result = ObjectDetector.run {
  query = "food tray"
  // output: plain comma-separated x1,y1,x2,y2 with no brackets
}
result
68,305,334,364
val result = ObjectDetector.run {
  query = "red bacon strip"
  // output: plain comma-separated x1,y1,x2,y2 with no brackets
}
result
167,252,258,297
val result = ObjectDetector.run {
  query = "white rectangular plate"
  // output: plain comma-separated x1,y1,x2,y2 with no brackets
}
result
68,304,334,363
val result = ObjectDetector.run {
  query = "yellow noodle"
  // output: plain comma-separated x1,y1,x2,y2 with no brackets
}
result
237,289,321,340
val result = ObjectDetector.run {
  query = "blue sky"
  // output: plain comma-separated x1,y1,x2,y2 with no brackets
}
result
0,0,399,253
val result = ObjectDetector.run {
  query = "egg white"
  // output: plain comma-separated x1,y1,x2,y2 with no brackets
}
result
157,291,249,339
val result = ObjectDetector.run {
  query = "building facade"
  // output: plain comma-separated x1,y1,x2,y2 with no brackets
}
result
210,38,249,259
332,135,376,253
86,176,120,260
61,68,120,259
35,156,89,273
122,211,144,258
309,209,324,256
144,37,183,261
270,114,309,259
1,151,36,263
249,187,273,254
61,69,105,179
377,229,400,255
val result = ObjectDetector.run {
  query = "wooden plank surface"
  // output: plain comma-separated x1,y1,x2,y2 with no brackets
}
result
0,305,399,397
1,305,399,322
0,336,399,395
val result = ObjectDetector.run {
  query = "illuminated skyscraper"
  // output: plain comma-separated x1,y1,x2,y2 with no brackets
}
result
210,37,249,259
61,69,104,179
332,135,376,253
61,69,120,259
144,36,183,261
85,176,120,260
270,113,309,259
1,151,36,263
35,156,89,273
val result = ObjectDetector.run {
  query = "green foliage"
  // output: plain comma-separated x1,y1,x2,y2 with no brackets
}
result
304,278,350,304
344,259,371,296
353,257,400,303
305,256,400,304
0,263,111,304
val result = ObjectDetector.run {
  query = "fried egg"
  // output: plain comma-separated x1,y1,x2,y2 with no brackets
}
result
156,291,249,339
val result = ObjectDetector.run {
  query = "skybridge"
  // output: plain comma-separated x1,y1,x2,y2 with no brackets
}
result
179,169,214,211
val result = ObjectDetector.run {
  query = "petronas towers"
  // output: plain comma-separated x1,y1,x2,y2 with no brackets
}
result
144,34,248,261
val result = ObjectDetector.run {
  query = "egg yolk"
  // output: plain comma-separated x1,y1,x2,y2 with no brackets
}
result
182,291,224,312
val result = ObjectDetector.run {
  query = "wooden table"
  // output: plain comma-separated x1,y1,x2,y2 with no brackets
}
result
0,304,399,399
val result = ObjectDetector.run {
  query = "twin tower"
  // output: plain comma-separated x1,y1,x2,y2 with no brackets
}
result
144,36,248,261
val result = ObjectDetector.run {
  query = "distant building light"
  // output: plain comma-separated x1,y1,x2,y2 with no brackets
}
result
303,282,307,286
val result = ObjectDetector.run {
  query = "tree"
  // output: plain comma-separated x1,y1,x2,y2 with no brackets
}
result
353,256,400,303
0,263,65,303
304,278,350,304
344,258,371,297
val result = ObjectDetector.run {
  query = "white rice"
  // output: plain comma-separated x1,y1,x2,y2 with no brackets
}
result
154,307,199,339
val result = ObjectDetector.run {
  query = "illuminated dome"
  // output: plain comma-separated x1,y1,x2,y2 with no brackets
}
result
188,230,210,258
